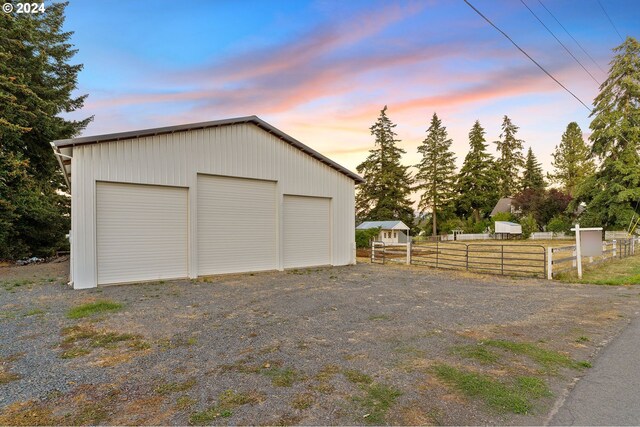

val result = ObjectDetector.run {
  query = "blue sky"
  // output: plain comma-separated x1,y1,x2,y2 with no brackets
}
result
61,0,640,173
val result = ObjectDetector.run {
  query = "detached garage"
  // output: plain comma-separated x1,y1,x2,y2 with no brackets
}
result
52,116,362,289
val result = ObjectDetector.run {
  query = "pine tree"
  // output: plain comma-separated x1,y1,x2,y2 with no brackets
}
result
576,37,640,229
0,3,90,257
455,120,498,221
549,122,594,196
522,147,545,191
494,115,525,197
356,106,414,227
415,113,457,236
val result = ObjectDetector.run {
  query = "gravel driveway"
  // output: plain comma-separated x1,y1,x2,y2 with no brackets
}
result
1,261,639,425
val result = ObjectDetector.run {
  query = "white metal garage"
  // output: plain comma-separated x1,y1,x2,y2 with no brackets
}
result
197,175,277,275
96,182,188,285
283,195,331,268
52,116,362,289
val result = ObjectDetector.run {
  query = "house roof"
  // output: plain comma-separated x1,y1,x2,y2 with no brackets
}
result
51,115,364,188
490,197,513,217
356,220,410,231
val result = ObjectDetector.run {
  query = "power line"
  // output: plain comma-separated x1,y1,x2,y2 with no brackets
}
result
597,0,623,41
462,0,592,112
537,0,606,75
520,0,600,85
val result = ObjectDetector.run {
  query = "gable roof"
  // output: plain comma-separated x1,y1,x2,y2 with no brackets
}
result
357,220,410,231
490,197,513,217
51,115,364,188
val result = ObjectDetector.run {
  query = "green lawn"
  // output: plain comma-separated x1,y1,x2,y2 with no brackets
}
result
557,254,640,285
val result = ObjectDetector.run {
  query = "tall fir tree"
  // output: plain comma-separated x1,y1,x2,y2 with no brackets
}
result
0,2,91,257
415,113,457,236
455,120,498,221
549,122,595,196
575,37,640,229
356,106,414,227
494,115,525,197
521,147,545,191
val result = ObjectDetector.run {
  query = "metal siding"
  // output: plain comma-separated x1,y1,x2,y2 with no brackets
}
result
197,175,277,275
96,182,188,285
283,196,331,268
71,123,355,288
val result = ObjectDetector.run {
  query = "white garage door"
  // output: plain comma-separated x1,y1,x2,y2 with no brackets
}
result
284,195,331,268
197,175,277,275
96,182,188,285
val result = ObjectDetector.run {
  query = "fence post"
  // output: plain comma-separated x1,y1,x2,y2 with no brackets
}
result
406,241,411,265
547,247,553,280
371,241,375,263
613,239,617,258
575,224,582,279
501,245,504,275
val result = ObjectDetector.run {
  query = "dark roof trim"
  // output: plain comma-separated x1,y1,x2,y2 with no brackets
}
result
53,115,364,183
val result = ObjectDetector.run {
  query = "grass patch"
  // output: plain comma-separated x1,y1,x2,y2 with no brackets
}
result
556,254,640,285
433,364,531,414
452,344,500,364
516,376,552,398
66,300,123,319
262,367,301,387
354,382,402,425
483,339,581,371
59,324,146,358
155,378,196,395
189,390,262,425
0,371,21,384
576,336,590,343
24,309,45,317
576,360,592,368
60,347,91,359
1,279,35,292
176,395,196,410
343,369,373,385
291,392,314,410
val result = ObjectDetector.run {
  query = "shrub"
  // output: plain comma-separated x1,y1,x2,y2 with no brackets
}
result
546,215,572,234
355,227,381,248
520,214,538,239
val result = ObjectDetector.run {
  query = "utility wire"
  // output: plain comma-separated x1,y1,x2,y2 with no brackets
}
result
462,0,592,112
520,0,600,85
537,0,606,75
597,0,623,41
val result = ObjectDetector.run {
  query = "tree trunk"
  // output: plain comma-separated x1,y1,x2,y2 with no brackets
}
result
432,205,437,238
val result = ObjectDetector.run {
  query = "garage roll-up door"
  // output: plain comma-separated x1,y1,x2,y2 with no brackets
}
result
197,175,277,275
96,182,188,285
284,195,331,268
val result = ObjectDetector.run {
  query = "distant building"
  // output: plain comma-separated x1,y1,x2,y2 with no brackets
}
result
357,220,410,244
490,197,514,217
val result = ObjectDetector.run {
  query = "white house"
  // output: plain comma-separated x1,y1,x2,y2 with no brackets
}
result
356,221,410,244
52,116,363,289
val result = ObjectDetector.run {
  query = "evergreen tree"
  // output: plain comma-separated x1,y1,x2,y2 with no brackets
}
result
494,115,525,197
575,37,640,229
356,106,414,226
549,122,595,196
522,147,545,190
415,113,457,236
0,3,90,258
455,120,498,221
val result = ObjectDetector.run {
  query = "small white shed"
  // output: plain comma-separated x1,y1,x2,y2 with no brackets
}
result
357,221,410,244
52,116,363,289
494,221,522,239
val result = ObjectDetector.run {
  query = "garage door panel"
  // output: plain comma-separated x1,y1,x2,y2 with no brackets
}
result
198,175,277,275
96,182,188,285
284,196,331,268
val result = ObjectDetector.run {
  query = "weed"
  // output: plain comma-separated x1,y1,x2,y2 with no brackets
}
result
452,344,500,364
66,402,108,425
262,367,300,387
24,309,45,317
291,392,314,410
433,364,530,414
60,348,91,359
576,336,590,343
315,364,340,381
343,369,373,385
354,383,402,425
189,390,262,425
128,340,151,351
66,300,123,319
483,339,580,371
176,395,196,410
368,314,392,321
0,371,21,384
90,332,136,348
516,376,552,398
155,378,197,395
576,360,592,368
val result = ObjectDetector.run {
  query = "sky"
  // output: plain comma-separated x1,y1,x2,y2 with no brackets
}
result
61,0,640,176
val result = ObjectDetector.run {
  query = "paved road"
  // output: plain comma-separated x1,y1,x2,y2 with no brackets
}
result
550,315,640,426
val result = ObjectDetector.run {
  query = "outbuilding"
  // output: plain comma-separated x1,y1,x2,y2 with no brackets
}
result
356,220,410,244
52,116,363,289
